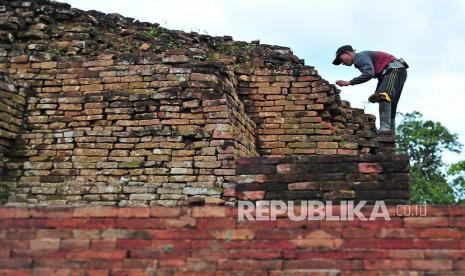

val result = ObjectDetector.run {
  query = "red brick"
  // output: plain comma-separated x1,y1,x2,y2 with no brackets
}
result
212,229,255,240
73,207,119,217
30,239,60,251
0,240,29,250
236,191,266,200
198,240,296,250
66,250,127,260
276,164,297,174
60,239,90,250
192,206,226,218
230,249,281,259
411,259,453,271
284,259,362,270
341,239,377,249
403,217,449,228
453,217,465,227
288,182,319,190
218,260,282,271
422,206,448,216
376,239,414,249
196,218,236,229
29,208,74,218
237,220,277,230
90,239,116,250
0,209,30,219
0,249,10,258
419,228,461,238
158,259,186,268
129,249,189,259
122,258,158,269
150,207,182,217
254,229,296,240
388,249,424,259
116,239,151,249
276,219,316,229
116,217,195,229
424,249,465,259
448,205,465,216
0,219,43,229
151,240,191,250
0,269,29,276
42,219,81,228
0,258,32,269
359,218,403,229
364,259,411,270
376,228,419,238
290,238,343,250
76,218,116,229
118,208,150,218
358,163,382,173
342,228,378,238
222,188,235,197
27,269,71,276
108,269,147,276
455,260,465,270
147,229,212,240
37,229,73,239
413,239,461,249
5,229,36,240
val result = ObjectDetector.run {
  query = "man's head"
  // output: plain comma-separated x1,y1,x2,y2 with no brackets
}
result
332,45,355,66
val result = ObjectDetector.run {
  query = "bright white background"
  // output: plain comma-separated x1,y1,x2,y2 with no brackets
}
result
62,0,465,165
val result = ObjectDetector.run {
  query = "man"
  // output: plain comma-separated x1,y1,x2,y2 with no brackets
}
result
332,45,408,132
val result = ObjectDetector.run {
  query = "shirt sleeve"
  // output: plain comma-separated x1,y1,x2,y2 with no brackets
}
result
349,54,375,85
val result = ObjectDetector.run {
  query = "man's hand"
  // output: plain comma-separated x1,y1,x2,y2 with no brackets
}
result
336,80,350,87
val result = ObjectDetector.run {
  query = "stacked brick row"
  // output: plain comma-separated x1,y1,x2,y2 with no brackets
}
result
0,205,464,274
236,155,410,204
2,53,257,206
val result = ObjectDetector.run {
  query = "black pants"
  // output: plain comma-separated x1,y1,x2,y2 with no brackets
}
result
375,68,408,119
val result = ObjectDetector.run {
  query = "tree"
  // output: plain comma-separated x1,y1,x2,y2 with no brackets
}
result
448,160,465,202
396,111,463,204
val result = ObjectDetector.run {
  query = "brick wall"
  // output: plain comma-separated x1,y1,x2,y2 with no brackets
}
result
235,155,410,203
1,55,258,206
237,66,380,156
0,205,464,275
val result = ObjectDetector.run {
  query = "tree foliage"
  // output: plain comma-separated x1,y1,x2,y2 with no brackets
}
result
396,111,464,203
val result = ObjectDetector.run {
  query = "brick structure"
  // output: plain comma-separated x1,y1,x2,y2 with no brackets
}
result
0,0,408,206
0,205,464,275
236,155,410,204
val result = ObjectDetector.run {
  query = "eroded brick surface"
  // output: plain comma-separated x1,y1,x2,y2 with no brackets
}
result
0,206,463,274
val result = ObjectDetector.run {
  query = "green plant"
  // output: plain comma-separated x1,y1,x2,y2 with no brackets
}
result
50,45,67,58
147,26,161,38
166,37,176,48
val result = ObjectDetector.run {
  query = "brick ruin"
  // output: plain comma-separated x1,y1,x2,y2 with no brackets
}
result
3,2,464,276
0,0,409,206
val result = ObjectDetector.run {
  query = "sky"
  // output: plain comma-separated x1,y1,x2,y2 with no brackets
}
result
62,0,465,165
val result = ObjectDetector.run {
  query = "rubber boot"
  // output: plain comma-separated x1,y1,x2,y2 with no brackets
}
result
378,102,392,131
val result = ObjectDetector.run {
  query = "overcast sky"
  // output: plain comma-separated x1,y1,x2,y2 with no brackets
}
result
62,0,465,165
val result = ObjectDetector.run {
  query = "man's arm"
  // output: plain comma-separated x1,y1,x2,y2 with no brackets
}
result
349,54,375,85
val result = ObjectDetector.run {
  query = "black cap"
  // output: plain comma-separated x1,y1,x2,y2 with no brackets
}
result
332,45,355,65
